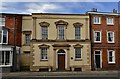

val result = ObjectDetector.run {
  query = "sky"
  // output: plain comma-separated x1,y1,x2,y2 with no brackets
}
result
1,2,120,14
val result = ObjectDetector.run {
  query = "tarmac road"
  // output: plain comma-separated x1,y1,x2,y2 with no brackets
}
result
2,76,119,79
2,71,120,79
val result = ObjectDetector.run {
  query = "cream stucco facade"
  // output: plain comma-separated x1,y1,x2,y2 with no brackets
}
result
21,13,91,71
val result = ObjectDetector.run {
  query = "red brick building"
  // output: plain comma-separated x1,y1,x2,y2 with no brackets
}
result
0,13,24,72
87,9,120,70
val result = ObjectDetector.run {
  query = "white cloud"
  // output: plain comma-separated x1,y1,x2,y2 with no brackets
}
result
25,3,64,13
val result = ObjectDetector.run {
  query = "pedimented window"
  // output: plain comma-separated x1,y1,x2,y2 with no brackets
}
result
39,22,50,27
73,22,83,27
73,44,83,48
55,20,68,40
38,44,50,48
55,20,68,26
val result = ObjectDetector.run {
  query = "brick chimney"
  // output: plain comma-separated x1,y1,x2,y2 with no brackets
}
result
91,8,97,12
112,9,117,13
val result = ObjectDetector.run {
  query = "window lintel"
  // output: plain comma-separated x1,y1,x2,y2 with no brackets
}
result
73,44,83,48
22,31,32,34
73,22,83,27
39,22,50,27
55,20,68,26
38,44,50,48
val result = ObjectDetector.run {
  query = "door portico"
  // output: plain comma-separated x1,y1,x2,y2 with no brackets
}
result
52,44,71,71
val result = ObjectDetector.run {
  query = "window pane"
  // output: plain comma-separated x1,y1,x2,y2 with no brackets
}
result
58,26,64,40
108,32,114,42
94,32,100,42
5,51,10,65
0,17,5,26
2,51,4,65
75,27,80,39
94,17,100,24
75,48,81,58
108,51,115,63
41,48,47,59
42,27,48,39
25,34,30,44
109,51,112,57
95,51,100,54
3,30,7,43
109,57,113,62
107,18,113,24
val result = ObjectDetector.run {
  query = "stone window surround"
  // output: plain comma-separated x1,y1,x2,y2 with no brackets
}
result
22,31,32,45
55,20,68,40
38,44,50,61
73,22,83,40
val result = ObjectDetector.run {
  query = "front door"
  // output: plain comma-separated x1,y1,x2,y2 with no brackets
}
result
58,54,65,70
94,51,101,68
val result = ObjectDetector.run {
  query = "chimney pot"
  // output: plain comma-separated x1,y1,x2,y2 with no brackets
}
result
92,8,97,12
112,9,117,13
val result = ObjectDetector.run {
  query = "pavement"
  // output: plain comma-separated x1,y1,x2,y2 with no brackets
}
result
2,70,120,78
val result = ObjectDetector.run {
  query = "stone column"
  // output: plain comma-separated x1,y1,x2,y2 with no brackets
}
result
32,17,36,39
53,49,56,71
85,18,88,39
67,49,70,70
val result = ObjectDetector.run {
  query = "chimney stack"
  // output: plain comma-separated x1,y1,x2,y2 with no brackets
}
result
92,8,97,12
112,9,117,13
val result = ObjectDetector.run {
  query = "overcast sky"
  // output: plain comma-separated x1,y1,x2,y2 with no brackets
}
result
1,2,119,14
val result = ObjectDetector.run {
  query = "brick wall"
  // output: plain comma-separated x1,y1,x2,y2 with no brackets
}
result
91,14,120,70
5,15,22,47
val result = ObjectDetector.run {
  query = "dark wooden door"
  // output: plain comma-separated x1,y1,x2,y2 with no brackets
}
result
58,54,65,70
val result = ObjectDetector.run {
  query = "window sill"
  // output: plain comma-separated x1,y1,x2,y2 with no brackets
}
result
94,41,102,43
0,43,8,45
74,58,82,61
40,59,48,61
93,23,101,25
107,24,114,25
0,65,12,67
108,62,115,64
107,42,115,44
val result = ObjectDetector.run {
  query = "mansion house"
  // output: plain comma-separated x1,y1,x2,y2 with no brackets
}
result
21,13,91,71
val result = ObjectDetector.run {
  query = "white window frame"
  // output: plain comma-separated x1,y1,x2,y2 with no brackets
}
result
93,16,101,24
107,31,115,43
75,26,81,40
94,50,102,68
0,51,12,67
107,17,114,25
0,30,8,44
58,25,65,40
108,50,115,64
75,48,82,60
0,17,5,26
41,26,48,40
25,34,31,44
94,31,101,43
40,48,48,60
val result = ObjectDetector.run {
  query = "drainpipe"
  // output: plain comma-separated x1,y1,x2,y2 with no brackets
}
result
12,16,16,72
89,13,94,71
